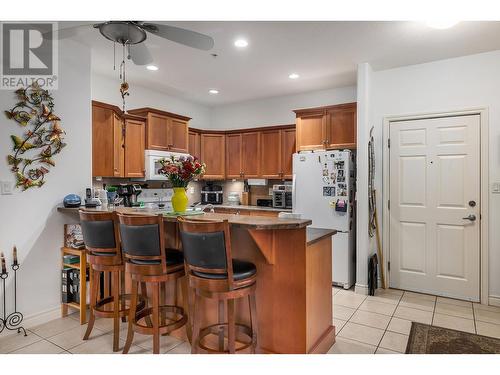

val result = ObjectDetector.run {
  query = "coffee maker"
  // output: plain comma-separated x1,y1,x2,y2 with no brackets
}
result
117,184,142,207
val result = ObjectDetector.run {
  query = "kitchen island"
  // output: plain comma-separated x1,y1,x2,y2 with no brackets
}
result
58,206,336,354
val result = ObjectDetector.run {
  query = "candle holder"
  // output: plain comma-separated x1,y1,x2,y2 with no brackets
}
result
0,262,27,336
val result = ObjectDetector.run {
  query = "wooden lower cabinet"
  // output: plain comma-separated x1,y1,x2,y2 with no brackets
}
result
200,133,225,180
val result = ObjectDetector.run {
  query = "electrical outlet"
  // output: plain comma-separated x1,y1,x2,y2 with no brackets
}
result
268,188,273,196
0,181,14,195
493,183,500,193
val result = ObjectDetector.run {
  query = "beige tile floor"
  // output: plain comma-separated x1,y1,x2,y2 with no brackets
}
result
2,287,500,354
328,287,500,354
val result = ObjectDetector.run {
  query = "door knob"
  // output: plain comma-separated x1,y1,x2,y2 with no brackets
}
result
462,214,476,221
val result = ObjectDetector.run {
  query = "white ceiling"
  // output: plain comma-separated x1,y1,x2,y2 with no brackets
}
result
66,21,500,106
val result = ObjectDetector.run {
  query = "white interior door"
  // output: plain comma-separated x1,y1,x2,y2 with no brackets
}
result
389,115,480,301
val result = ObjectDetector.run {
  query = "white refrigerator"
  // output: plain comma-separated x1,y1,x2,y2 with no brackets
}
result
293,150,356,289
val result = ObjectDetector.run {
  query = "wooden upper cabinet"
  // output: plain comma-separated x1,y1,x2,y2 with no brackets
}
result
325,103,357,149
200,133,225,180
92,102,124,177
225,133,242,179
188,130,201,158
295,110,326,151
241,132,260,178
128,107,191,153
124,116,146,178
294,103,357,151
169,118,189,153
281,127,296,179
260,129,282,179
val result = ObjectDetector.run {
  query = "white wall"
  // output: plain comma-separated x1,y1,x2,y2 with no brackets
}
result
210,86,356,130
364,50,500,301
0,39,92,320
92,74,212,129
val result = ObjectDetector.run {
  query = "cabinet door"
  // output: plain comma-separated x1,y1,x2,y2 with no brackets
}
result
92,106,111,177
188,131,201,158
168,118,188,153
260,129,281,179
124,119,145,178
326,104,357,149
241,132,260,178
147,113,169,151
200,133,225,179
281,128,296,179
112,114,125,177
225,133,242,179
296,111,326,151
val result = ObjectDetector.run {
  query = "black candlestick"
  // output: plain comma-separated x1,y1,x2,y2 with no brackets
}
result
0,262,27,336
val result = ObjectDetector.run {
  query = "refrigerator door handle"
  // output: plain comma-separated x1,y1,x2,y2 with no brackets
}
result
292,173,297,210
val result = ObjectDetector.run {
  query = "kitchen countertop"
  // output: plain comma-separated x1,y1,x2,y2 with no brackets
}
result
213,204,292,212
57,206,310,230
306,228,337,246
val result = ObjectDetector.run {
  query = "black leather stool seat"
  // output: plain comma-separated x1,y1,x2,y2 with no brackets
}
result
193,259,256,281
129,249,184,266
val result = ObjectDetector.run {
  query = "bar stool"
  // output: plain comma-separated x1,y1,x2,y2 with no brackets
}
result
79,211,144,352
118,213,187,354
178,218,258,354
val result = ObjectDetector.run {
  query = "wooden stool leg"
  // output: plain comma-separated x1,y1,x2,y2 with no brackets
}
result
123,279,138,354
191,291,201,354
218,300,225,352
83,268,99,340
112,271,120,352
152,282,160,354
140,282,153,328
249,294,258,354
227,299,236,354
120,270,127,323
181,277,193,344
160,282,166,328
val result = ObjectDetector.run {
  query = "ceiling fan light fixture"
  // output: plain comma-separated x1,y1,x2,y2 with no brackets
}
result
97,21,147,45
146,65,159,71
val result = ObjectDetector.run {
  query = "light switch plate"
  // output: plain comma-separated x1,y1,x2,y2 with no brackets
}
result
0,181,14,195
492,182,500,194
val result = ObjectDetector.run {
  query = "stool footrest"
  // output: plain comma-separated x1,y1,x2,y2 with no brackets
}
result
197,323,254,353
94,294,146,319
133,305,187,336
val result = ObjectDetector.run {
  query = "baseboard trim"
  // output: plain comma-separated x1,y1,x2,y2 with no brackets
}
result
355,283,369,295
22,306,61,329
489,296,500,307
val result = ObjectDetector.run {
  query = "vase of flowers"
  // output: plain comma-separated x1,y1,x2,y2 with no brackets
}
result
158,155,205,213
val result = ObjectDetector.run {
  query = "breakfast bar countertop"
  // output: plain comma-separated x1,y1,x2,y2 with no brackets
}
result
57,206,311,230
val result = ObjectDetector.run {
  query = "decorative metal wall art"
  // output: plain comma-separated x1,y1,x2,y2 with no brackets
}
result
5,83,66,190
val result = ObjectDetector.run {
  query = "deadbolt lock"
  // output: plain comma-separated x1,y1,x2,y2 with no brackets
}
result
468,200,476,207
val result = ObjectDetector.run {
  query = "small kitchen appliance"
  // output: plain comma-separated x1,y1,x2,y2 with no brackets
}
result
117,184,143,207
84,188,101,208
201,182,223,205
272,184,293,209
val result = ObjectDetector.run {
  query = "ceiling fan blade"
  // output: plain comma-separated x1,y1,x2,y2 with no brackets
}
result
128,42,154,65
143,23,214,51
40,22,94,40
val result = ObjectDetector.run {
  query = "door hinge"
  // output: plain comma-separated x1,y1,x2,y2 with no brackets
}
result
388,200,390,210
387,261,391,272
388,138,390,148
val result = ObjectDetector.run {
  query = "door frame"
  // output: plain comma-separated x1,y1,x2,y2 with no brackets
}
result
382,108,489,304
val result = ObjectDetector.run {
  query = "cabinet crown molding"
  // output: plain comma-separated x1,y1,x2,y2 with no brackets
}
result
293,102,357,117
128,107,191,122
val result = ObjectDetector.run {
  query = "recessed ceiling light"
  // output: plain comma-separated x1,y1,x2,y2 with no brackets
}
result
209,89,219,95
234,39,249,48
289,73,300,79
146,65,159,71
426,20,459,29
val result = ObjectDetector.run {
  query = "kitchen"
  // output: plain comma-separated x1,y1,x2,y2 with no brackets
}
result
2,4,500,367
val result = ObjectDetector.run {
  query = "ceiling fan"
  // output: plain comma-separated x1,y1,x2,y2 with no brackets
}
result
52,21,215,65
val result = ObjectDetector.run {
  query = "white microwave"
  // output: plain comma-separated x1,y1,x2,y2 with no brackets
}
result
145,150,190,180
